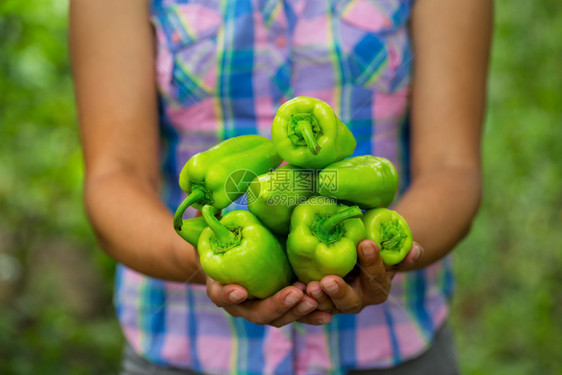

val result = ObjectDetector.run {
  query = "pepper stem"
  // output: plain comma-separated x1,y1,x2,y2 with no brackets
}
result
201,205,236,245
173,189,206,231
321,206,363,234
381,235,401,250
380,221,405,252
296,121,321,155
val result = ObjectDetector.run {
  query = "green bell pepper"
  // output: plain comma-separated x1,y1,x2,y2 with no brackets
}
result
173,135,282,231
174,207,221,247
317,155,398,209
197,205,294,299
271,96,356,168
363,208,413,265
247,164,315,234
286,197,365,283
175,216,208,247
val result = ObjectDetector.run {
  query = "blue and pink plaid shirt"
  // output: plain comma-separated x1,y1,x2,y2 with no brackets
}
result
115,0,454,373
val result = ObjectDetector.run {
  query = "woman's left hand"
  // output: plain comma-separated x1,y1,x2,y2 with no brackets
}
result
306,240,424,314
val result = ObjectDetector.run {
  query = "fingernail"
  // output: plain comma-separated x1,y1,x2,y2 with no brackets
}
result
229,290,244,303
413,244,423,262
362,242,376,260
294,282,306,291
318,315,331,324
285,291,301,307
310,287,322,299
323,280,338,294
297,300,315,313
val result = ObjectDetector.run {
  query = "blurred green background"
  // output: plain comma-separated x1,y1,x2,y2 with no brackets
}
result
1,0,561,374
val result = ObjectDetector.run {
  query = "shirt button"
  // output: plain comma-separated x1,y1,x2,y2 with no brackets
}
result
275,35,287,48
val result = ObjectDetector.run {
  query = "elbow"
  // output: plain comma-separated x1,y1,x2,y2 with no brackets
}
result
459,169,484,242
81,175,112,252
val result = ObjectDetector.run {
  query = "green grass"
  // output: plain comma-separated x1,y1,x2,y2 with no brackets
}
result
1,0,561,373
451,1,562,373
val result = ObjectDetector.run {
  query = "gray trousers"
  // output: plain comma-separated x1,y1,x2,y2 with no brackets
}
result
120,322,459,375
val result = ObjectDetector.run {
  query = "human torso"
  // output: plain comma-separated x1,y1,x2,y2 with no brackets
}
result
115,1,454,373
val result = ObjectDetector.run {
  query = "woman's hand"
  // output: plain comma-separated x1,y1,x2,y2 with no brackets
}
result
206,278,333,327
204,239,423,323
306,240,424,314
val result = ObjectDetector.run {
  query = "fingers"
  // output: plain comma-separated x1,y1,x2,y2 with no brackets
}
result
206,277,334,327
239,286,304,325
293,281,307,293
357,240,391,303
227,286,306,325
297,310,333,325
271,281,338,326
320,275,363,314
387,242,425,273
306,281,336,313
268,295,319,327
206,278,248,307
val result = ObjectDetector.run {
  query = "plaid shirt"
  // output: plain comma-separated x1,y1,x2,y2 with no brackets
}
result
115,0,454,373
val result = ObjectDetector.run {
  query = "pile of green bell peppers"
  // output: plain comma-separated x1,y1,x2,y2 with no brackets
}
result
172,96,413,298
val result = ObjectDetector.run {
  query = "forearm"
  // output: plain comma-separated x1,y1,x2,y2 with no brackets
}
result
69,0,204,283
395,0,492,268
85,170,205,283
394,166,481,269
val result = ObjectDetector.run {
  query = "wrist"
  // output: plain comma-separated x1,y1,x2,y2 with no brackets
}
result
170,235,206,284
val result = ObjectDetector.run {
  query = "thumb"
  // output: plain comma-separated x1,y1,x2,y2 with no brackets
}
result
357,239,391,297
400,242,424,269
357,240,381,267
385,242,425,272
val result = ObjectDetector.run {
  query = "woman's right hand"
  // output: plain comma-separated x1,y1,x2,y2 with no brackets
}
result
205,277,332,327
